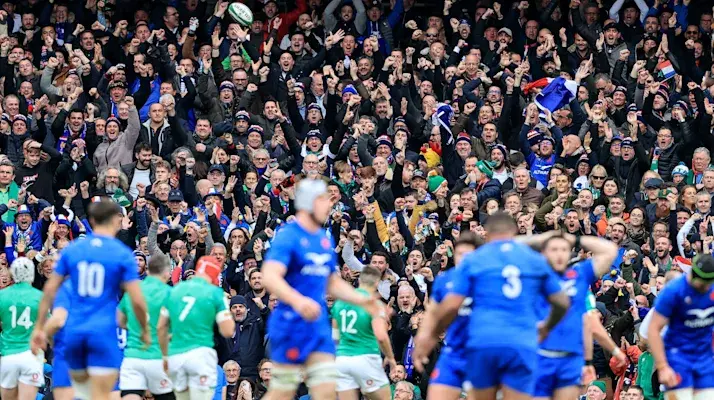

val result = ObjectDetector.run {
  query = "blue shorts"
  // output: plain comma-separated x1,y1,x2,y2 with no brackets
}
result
533,353,583,397
430,350,467,389
64,330,123,371
52,353,72,388
667,350,714,390
269,324,335,365
466,346,537,395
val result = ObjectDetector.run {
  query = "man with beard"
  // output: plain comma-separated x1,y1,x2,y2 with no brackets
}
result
521,125,560,188
652,122,694,182
123,142,155,199
490,144,513,191
245,269,270,317
96,167,133,208
187,118,220,164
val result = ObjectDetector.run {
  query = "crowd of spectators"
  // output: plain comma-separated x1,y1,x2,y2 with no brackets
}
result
0,0,712,398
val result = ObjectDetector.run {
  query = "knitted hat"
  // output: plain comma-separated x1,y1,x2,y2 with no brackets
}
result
655,89,669,103
577,153,590,166
377,135,393,149
219,81,235,92
527,129,543,146
306,129,323,140
672,162,690,177
455,132,471,145
540,136,556,147
673,100,689,115
621,138,634,148
613,86,627,95
476,160,495,178
627,103,638,112
428,172,446,193
230,295,247,307
588,381,606,394
307,103,323,114
12,114,27,126
235,110,250,121
106,116,121,128
342,84,358,96
247,125,264,135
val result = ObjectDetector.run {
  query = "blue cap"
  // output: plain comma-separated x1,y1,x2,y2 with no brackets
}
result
342,84,358,96
208,164,225,174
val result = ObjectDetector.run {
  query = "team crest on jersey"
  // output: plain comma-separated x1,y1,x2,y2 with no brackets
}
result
286,347,300,361
685,296,692,304
565,269,578,279
430,369,440,380
710,291,714,301
200,376,208,385
31,373,39,382
160,379,169,388
321,238,330,249
366,379,374,386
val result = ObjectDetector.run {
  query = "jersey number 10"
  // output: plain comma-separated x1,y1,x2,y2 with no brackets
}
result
77,261,105,297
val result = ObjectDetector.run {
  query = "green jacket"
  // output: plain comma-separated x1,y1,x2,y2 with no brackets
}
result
636,351,663,400
0,181,20,224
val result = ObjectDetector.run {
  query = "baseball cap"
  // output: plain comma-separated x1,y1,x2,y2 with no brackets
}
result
413,170,426,180
498,27,513,37
168,189,183,202
208,164,225,174
644,178,664,189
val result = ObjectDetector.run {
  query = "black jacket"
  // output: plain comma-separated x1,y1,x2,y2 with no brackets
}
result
229,309,267,379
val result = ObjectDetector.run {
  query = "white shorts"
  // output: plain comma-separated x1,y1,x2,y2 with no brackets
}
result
0,350,44,389
168,347,217,392
119,358,173,394
335,354,389,393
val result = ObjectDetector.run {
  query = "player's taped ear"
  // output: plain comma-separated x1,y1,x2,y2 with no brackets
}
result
694,389,714,400
305,361,338,387
268,366,302,391
666,389,693,400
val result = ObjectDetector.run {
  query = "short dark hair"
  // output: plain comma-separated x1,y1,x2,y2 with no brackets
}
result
148,253,169,275
627,385,644,395
455,231,483,249
484,211,517,236
372,251,389,262
359,265,382,286
88,199,122,226
134,142,152,155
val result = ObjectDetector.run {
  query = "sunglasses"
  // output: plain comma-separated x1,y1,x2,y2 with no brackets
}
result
592,175,606,180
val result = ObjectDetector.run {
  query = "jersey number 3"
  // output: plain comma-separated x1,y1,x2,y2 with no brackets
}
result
502,265,522,299
77,261,105,297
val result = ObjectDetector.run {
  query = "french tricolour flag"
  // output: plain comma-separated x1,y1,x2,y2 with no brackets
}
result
524,77,578,117
658,60,676,81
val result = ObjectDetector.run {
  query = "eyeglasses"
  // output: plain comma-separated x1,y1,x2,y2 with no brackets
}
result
260,368,272,372
426,33,437,38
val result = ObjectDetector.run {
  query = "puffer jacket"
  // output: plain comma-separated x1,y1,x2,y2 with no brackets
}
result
93,106,141,170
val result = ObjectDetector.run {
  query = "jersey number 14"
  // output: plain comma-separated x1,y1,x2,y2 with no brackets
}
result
9,305,33,329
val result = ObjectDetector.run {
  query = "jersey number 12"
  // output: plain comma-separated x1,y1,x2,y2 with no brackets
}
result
339,309,358,334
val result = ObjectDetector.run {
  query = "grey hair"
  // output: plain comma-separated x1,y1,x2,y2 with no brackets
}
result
694,147,711,160
223,360,240,370
252,148,269,160
96,166,129,192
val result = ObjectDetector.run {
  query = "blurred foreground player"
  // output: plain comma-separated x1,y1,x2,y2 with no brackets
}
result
261,179,383,400
31,199,149,400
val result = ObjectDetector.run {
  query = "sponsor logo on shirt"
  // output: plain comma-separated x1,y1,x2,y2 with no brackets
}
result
302,253,332,276
685,306,714,328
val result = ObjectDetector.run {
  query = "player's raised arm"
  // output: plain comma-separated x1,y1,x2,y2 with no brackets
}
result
576,235,619,277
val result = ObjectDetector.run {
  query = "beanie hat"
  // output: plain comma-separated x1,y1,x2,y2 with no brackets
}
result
672,162,690,177
219,81,235,92
235,110,250,121
106,116,121,128
13,115,28,126
655,89,669,103
377,135,393,149
307,103,323,115
588,381,606,394
455,132,471,145
673,100,689,115
427,172,446,193
491,144,509,161
527,129,543,146
476,160,495,178
133,250,147,263
342,84,358,96
627,103,638,112
540,136,556,147
230,295,247,307
295,179,327,212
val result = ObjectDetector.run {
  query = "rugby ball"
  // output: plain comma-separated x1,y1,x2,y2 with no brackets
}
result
228,2,254,27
